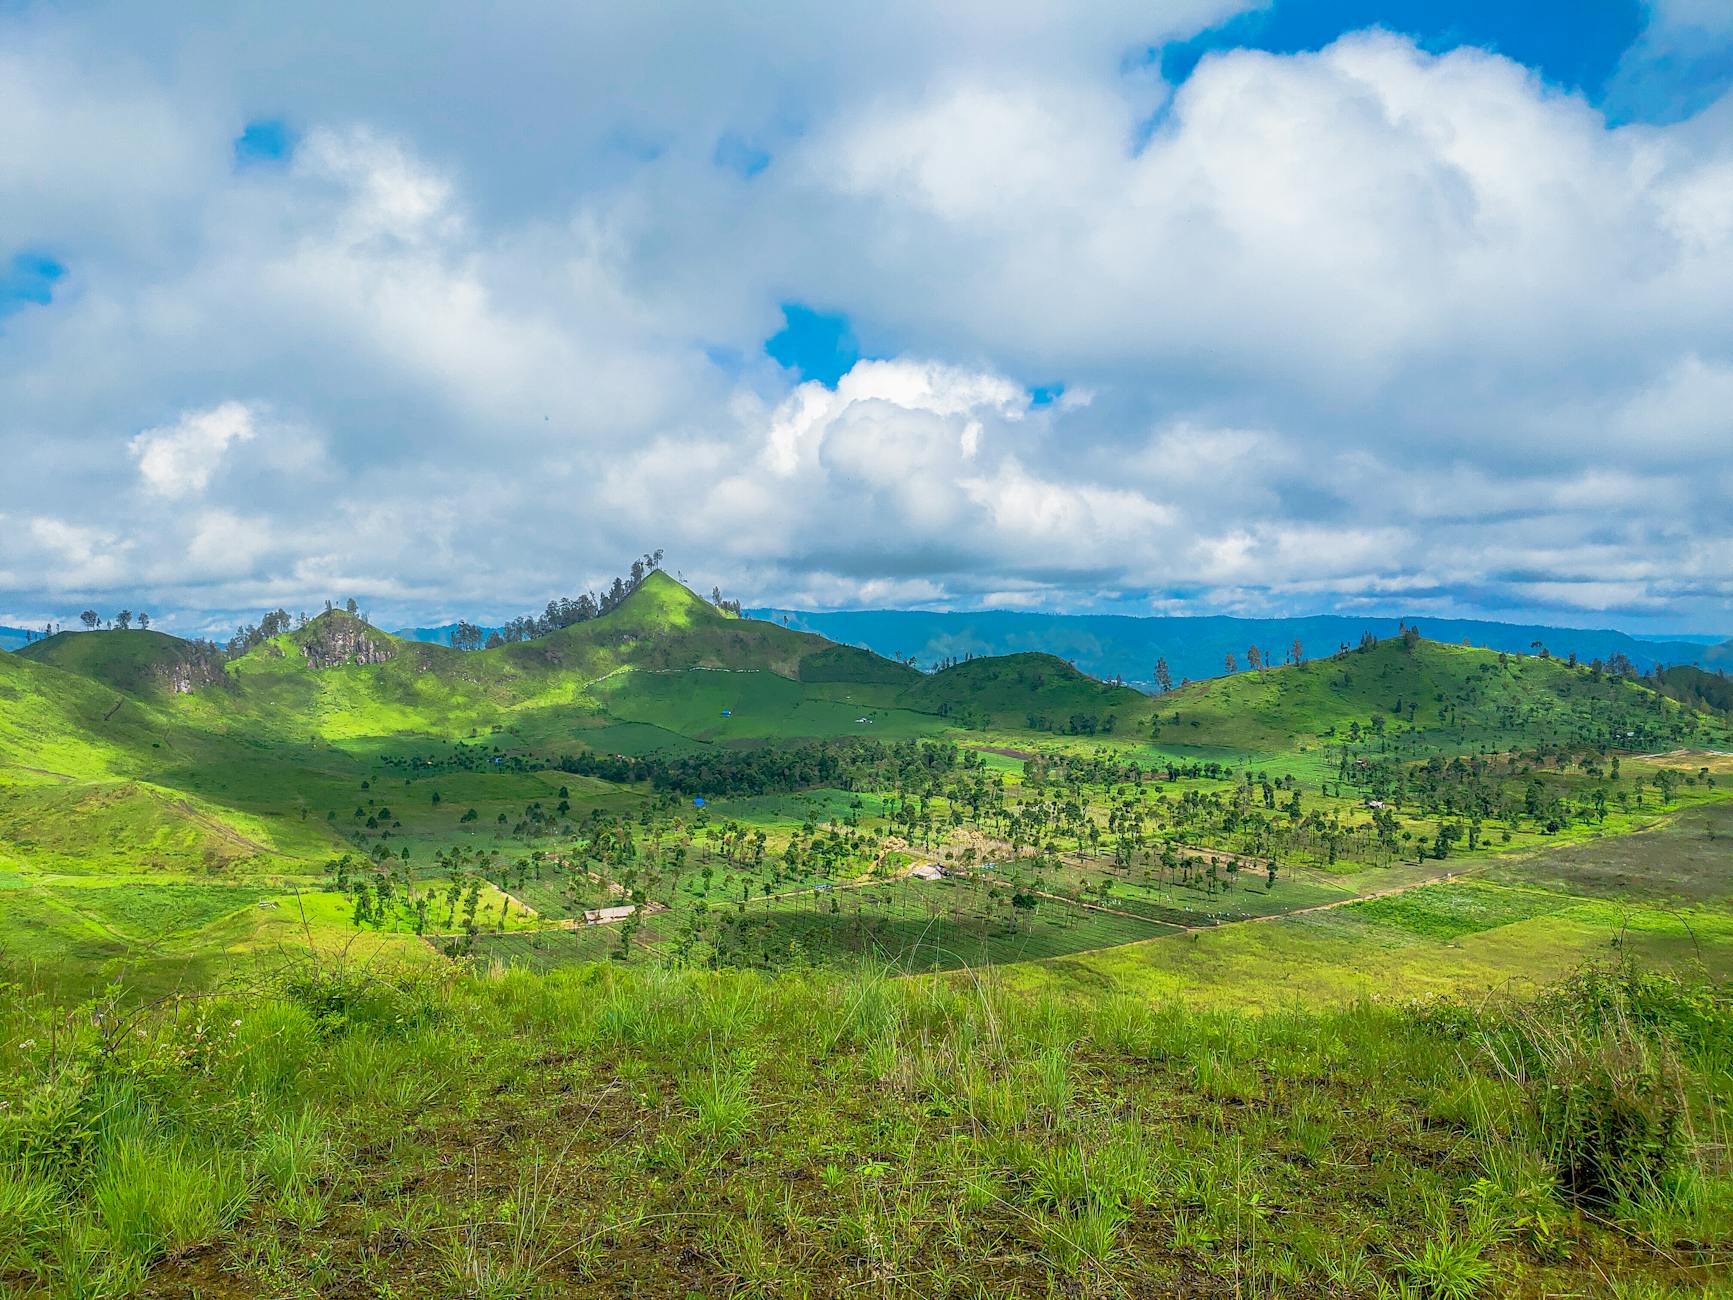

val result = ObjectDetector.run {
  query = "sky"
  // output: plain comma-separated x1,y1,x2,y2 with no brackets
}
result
2,1,1732,638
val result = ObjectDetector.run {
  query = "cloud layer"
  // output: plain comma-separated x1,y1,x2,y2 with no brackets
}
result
1,2,1731,635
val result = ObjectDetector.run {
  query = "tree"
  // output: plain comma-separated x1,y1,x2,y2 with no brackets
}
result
1224,652,1238,675
1154,657,1173,693
137,613,150,631
115,610,133,630
80,610,100,630
1247,645,1262,671
345,598,359,617
1290,638,1303,666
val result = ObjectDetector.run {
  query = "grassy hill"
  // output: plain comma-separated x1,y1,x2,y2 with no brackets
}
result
1152,636,1726,756
900,651,1145,732
17,627,220,696
20,576,1121,753
0,645,168,778
1657,664,1733,716
5,575,1733,1298
761,603,1733,683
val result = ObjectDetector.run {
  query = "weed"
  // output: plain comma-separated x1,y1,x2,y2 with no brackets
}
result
1390,1231,1493,1300
92,1136,250,1267
682,1052,756,1150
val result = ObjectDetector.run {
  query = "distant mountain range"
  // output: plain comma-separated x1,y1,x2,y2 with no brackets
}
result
392,621,491,646
747,608,1733,687
18,610,1732,687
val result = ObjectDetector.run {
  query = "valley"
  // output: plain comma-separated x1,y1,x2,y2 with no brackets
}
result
3,571,1731,1298
5,572,1728,1006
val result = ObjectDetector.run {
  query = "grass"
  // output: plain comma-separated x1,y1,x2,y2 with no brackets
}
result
40,883,273,940
1,958,1727,1298
697,881,1172,972
1009,892,1733,1011
9,579,1733,1293
1348,880,1575,940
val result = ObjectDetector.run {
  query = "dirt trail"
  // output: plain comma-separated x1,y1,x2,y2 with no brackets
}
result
7,764,76,783
167,796,285,858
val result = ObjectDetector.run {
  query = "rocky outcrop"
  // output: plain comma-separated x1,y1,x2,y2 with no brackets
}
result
160,652,230,695
299,617,395,669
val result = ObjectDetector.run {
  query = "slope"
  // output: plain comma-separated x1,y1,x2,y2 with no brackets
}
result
17,628,225,696
0,646,165,779
1151,635,1728,756
898,651,1148,732
758,605,1733,685
21,574,920,752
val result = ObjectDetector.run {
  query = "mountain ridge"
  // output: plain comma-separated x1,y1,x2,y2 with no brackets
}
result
751,606,1733,685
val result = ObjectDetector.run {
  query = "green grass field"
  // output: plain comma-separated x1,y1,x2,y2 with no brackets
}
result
4,574,1733,1296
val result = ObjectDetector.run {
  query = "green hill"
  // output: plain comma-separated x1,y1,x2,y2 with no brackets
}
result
20,584,1725,762
6,585,1733,1299
0,645,178,779
1154,635,1726,755
1657,664,1733,717
14,575,928,752
16,628,224,697
899,651,1147,732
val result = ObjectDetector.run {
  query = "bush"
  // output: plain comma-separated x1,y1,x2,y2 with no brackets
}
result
1488,966,1696,1208
1534,1026,1686,1206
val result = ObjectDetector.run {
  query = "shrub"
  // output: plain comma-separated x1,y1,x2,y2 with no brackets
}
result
1534,1026,1686,1207
1487,966,1694,1208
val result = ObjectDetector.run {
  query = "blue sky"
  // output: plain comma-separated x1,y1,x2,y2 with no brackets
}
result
1,0,1731,636
1161,1,1645,106
0,253,65,321
233,118,296,167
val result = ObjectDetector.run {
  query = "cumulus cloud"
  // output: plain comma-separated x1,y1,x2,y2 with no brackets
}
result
130,402,258,498
0,4,1730,634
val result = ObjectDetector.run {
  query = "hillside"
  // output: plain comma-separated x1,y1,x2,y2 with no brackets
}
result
19,584,1725,763
0,646,160,778
1153,635,1727,755
16,627,224,696
16,575,929,753
1657,664,1733,716
6,576,1733,1300
758,605,1733,686
899,651,1145,732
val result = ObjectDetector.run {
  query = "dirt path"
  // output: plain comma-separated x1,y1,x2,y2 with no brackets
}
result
167,796,286,859
5,764,76,783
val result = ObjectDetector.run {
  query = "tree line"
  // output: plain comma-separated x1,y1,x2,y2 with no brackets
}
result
558,736,966,797
449,550,666,649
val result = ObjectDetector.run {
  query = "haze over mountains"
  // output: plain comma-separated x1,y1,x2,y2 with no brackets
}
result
750,609,1733,687
18,601,1730,692
384,608,1733,687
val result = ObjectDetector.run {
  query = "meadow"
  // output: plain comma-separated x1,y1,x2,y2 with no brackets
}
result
2,572,1731,1295
2,959,1729,1298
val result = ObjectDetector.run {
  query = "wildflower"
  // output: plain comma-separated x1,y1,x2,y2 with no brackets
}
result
17,1038,35,1050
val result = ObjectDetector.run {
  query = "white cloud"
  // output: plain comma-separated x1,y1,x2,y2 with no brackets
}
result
27,518,133,589
129,402,258,498
0,8,1731,632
